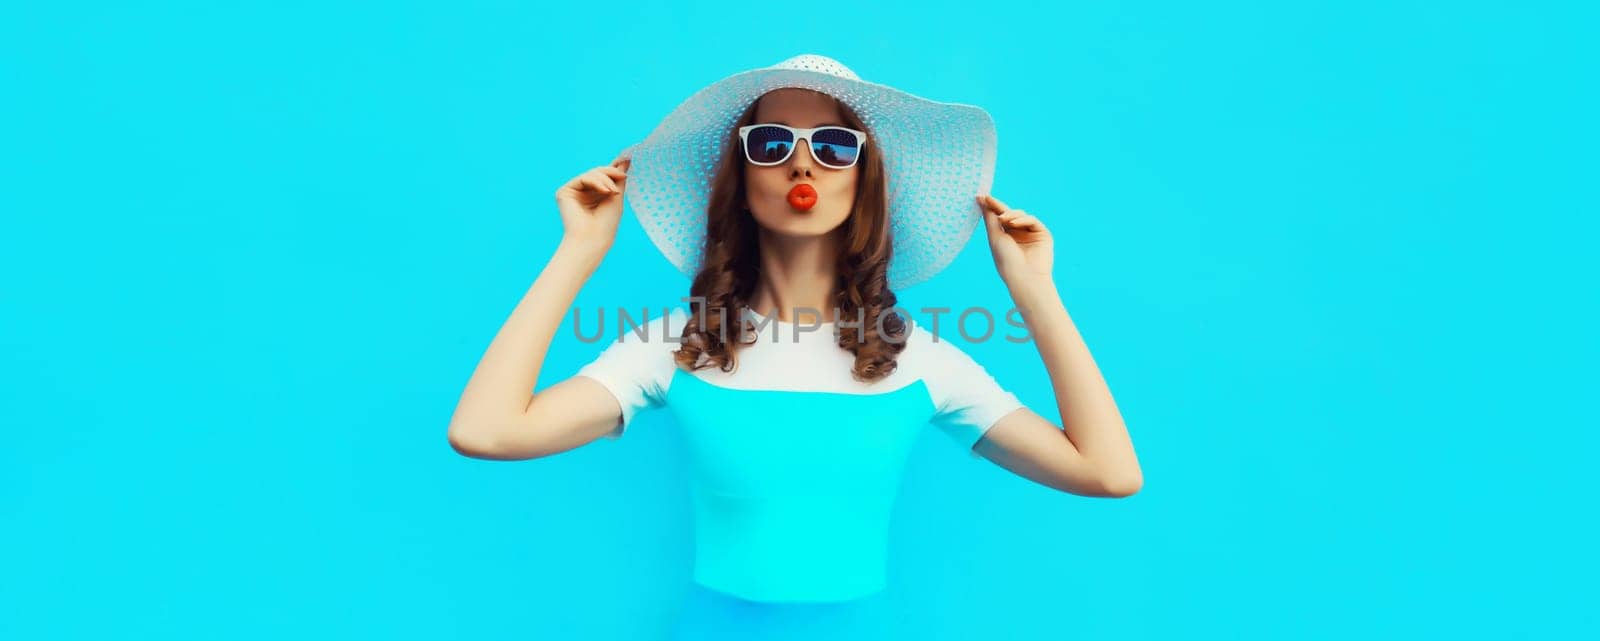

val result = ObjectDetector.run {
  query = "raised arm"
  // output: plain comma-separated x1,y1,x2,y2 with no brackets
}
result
969,193,1143,497
446,153,637,461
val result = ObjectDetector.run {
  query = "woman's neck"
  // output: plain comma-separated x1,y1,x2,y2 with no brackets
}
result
749,229,840,325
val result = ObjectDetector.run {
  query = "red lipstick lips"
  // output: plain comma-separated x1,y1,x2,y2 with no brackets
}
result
787,184,818,211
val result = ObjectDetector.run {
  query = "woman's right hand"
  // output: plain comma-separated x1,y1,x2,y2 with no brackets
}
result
554,151,632,255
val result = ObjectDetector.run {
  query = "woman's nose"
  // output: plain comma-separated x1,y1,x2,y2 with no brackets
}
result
788,137,814,176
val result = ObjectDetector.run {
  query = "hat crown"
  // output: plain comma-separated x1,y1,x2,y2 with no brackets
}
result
769,54,861,81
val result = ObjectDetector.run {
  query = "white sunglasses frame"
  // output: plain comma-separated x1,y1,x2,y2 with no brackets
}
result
737,123,869,169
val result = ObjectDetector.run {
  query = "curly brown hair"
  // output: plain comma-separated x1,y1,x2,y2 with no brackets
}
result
671,91,909,383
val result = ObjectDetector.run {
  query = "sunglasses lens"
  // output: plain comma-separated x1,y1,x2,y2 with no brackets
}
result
745,126,794,164
811,128,861,168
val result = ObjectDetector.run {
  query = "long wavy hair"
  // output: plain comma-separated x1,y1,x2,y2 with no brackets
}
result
671,90,909,383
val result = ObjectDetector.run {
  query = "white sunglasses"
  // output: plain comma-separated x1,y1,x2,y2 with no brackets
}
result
737,123,869,169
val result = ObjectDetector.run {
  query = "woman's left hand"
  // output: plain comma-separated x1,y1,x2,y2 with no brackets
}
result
977,193,1055,287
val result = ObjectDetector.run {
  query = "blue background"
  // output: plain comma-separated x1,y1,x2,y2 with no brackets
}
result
3,1,1595,639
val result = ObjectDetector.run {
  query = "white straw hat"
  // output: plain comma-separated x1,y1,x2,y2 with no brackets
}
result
620,53,998,290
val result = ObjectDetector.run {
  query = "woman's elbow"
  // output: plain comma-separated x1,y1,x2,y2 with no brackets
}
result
448,420,562,461
448,426,497,458
1100,473,1143,498
447,422,528,460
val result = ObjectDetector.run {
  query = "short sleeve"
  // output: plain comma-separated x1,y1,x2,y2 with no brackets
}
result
573,307,687,439
918,333,1027,458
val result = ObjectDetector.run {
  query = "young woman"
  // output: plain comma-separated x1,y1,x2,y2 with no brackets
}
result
448,54,1142,640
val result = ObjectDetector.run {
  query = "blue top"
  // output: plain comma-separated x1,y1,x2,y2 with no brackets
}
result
576,305,1025,603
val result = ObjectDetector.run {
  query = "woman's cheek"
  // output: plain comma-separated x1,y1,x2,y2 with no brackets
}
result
829,176,857,203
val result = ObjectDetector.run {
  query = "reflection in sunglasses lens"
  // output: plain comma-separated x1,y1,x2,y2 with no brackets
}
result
812,128,860,168
747,126,794,164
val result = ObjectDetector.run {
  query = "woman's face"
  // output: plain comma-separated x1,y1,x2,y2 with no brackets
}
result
743,88,859,239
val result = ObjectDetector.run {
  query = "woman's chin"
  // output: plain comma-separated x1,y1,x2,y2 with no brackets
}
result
754,212,850,237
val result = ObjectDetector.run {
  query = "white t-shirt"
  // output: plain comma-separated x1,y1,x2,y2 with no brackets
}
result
576,305,1025,452
573,304,1027,602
